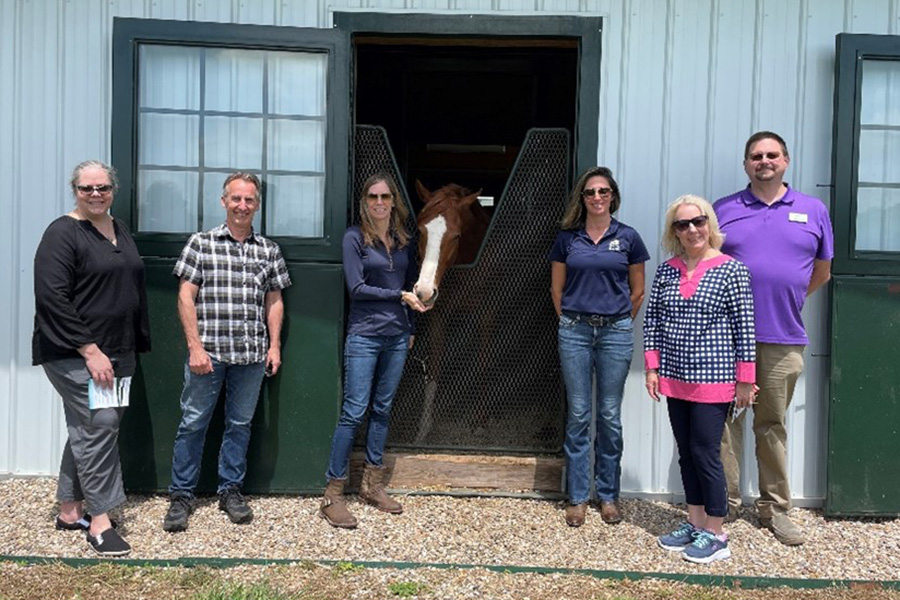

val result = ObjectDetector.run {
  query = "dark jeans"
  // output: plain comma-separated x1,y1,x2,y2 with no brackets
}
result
667,397,730,517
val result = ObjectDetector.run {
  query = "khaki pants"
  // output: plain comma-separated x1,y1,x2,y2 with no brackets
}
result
720,343,804,519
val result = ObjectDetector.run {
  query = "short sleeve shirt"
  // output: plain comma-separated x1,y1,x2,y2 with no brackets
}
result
714,185,833,345
549,219,650,316
173,224,291,364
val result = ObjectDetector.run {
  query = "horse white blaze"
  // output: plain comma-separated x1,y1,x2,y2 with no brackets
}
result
415,215,447,301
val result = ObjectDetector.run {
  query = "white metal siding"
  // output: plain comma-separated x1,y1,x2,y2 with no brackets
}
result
3,0,896,504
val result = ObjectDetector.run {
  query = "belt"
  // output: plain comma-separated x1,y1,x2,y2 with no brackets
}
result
562,311,630,327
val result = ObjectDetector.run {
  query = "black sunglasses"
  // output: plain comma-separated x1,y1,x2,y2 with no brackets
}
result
672,215,709,231
76,184,113,194
582,187,612,198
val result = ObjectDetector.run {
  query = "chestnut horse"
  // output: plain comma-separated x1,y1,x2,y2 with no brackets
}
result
413,181,490,305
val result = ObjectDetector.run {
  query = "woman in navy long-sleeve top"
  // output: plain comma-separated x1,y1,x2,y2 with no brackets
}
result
319,173,429,529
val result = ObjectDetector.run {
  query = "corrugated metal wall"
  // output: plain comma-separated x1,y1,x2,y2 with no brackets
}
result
3,0,897,504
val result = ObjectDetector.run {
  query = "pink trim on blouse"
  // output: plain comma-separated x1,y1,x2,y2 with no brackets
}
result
736,361,756,383
659,377,735,404
665,254,732,299
644,350,661,370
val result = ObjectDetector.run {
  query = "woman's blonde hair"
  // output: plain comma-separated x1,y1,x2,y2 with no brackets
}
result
358,173,410,249
661,194,725,256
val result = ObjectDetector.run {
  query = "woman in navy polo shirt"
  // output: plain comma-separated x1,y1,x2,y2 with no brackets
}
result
319,173,429,530
550,166,650,527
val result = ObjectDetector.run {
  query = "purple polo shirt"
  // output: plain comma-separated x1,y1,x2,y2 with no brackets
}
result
549,219,650,316
714,185,833,345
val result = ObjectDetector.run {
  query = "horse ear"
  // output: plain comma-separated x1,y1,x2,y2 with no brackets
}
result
415,180,432,203
461,190,483,207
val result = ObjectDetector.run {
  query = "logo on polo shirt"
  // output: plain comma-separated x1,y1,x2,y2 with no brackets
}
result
608,239,621,252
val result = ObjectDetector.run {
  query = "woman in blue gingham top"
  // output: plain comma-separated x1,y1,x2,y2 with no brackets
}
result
644,194,755,565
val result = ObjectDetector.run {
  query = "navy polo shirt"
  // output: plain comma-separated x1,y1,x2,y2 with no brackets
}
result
549,219,650,316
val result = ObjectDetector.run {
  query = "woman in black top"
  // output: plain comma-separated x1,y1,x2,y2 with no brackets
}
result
33,160,150,556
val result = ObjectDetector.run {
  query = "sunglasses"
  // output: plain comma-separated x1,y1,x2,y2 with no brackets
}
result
366,193,393,202
76,184,113,194
582,187,612,198
747,152,783,161
672,215,709,231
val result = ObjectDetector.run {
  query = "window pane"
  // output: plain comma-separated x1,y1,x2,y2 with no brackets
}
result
139,45,201,110
202,173,262,233
268,118,325,172
138,170,199,233
268,51,327,116
856,187,900,252
266,175,324,237
861,60,900,126
140,113,200,167
205,48,264,113
858,129,900,184
204,116,264,169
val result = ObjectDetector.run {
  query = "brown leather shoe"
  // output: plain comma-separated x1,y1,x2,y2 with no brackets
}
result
359,464,403,514
599,500,622,524
319,479,358,529
565,503,587,527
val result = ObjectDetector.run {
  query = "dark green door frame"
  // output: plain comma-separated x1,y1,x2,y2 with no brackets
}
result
827,33,900,515
333,12,601,179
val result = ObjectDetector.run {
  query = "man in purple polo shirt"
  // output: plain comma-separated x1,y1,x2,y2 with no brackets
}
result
714,131,833,546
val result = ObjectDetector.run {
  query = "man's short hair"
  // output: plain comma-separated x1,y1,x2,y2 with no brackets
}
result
222,172,262,200
744,131,789,160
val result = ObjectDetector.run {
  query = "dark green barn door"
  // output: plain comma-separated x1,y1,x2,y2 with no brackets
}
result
828,33,900,515
111,18,350,493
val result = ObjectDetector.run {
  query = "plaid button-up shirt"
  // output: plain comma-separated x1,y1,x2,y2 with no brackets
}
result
173,224,291,365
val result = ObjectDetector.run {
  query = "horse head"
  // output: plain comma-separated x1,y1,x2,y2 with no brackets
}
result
414,180,489,305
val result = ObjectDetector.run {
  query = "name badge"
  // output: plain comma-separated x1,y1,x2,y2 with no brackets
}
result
789,212,808,223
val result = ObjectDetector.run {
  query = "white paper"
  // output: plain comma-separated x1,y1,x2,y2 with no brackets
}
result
88,377,132,409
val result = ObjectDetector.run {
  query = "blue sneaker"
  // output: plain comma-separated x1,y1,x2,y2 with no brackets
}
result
682,529,731,564
657,521,698,551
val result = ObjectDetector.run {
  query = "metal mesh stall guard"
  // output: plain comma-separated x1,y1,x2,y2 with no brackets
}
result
352,125,416,230
377,128,572,453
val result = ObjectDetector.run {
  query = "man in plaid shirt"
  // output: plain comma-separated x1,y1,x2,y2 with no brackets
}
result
163,172,291,533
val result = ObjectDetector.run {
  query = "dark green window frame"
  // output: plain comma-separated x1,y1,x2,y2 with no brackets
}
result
111,17,349,262
832,33,900,276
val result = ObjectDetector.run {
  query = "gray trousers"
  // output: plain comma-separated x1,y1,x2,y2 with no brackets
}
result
42,353,134,515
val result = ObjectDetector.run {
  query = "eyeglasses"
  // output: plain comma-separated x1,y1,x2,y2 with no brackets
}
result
366,193,394,202
747,152,783,162
672,215,709,231
582,187,612,198
76,184,113,194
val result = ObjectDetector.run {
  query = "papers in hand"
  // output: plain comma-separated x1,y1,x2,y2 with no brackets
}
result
731,404,746,422
88,377,132,409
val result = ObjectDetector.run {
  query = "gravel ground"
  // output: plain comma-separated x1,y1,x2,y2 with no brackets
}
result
2,562,899,600
1,478,898,582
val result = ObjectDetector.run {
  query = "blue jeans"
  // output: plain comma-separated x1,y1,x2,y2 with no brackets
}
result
558,313,634,504
326,333,410,480
169,357,266,496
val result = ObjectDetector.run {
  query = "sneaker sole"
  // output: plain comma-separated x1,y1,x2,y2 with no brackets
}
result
657,539,691,552
223,512,253,524
163,521,188,533
682,546,732,564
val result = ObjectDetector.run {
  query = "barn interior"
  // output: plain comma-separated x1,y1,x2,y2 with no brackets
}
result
354,36,578,217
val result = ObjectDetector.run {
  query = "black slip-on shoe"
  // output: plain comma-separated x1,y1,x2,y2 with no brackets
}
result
55,515,91,531
86,527,131,557
55,514,118,531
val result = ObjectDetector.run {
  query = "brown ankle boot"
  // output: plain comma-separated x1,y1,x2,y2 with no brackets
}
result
359,464,403,514
319,479,358,529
